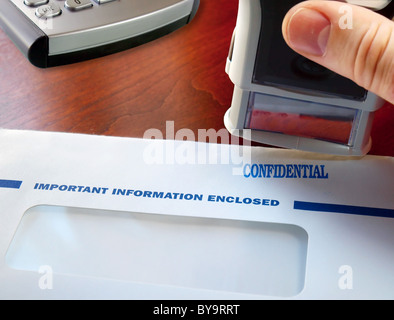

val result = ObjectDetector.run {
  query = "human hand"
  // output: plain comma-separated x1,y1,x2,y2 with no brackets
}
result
282,0,394,104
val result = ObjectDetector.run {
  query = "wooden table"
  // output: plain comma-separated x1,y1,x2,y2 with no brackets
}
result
1,0,393,157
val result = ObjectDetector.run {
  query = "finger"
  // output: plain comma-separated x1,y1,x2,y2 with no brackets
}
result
282,0,394,104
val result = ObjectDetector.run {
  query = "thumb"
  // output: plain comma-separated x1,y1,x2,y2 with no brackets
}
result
282,1,394,104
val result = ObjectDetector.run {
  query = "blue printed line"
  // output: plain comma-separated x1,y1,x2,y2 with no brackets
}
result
294,201,394,219
0,180,22,189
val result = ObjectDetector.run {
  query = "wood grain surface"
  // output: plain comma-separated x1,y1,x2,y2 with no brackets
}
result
0,0,393,156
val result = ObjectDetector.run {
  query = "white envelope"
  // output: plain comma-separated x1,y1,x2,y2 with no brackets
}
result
0,129,393,299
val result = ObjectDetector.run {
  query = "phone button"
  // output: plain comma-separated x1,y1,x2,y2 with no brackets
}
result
65,0,93,11
24,0,49,7
35,2,62,19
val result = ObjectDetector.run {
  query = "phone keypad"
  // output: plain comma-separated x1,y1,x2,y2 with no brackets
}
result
23,0,117,19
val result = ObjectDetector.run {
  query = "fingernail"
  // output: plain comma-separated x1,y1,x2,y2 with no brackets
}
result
287,8,331,56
